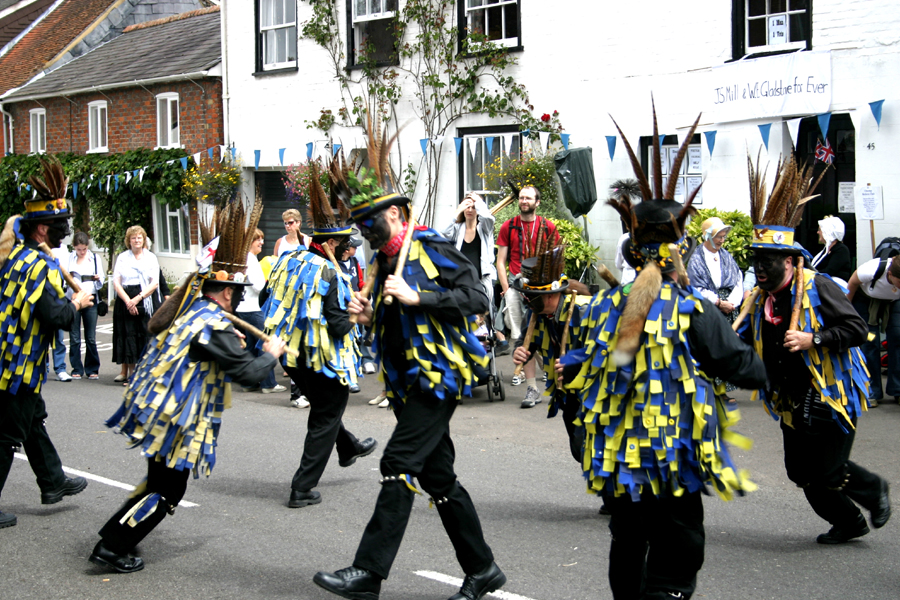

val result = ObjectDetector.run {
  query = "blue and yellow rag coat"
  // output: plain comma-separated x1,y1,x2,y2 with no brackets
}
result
0,244,66,395
563,282,754,502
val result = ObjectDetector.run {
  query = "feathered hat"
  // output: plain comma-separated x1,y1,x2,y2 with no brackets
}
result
747,150,826,254
606,100,702,366
512,240,568,295
25,156,72,223
195,188,264,286
347,112,409,223
606,100,701,273
307,154,356,242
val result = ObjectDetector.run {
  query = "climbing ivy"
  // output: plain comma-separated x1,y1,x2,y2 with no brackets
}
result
0,148,190,259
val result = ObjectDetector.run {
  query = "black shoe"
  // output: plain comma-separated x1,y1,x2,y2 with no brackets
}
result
0,510,16,529
288,489,322,508
89,541,144,573
495,341,511,356
350,383,361,393
339,438,377,468
41,476,87,505
816,519,870,544
449,562,507,600
598,504,610,516
313,566,381,600
871,480,891,529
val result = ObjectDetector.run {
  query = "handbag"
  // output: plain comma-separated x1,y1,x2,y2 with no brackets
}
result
93,253,108,316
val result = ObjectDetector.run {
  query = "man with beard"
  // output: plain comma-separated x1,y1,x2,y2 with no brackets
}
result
740,154,890,545
262,158,376,510
496,185,560,407
90,195,286,572
313,129,504,600
0,157,93,530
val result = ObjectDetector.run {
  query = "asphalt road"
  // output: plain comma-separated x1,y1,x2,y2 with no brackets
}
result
2,317,899,600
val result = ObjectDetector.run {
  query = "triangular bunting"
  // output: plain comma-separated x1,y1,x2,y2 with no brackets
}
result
606,135,616,161
704,131,717,156
332,144,341,156
114,174,119,192
192,151,201,166
420,138,429,155
817,112,832,138
869,99,884,129
560,133,570,150
279,148,286,165
485,136,494,156
72,182,78,198
306,142,313,160
538,131,550,153
220,145,227,162
467,137,479,162
180,157,188,170
454,137,462,156
125,171,132,185
785,118,802,149
502,133,514,156
208,147,215,159
758,123,772,150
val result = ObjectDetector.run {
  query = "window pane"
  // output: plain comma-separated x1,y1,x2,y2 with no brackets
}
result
285,0,295,22
180,206,191,253
169,215,181,253
748,18,765,47
504,3,518,39
356,19,396,63
288,26,297,61
157,202,169,252
40,115,45,151
265,30,275,64
770,0,786,13
469,9,485,36
275,0,283,25
385,0,397,12
90,108,97,148
356,0,366,18
789,0,808,9
100,108,107,148
486,6,503,40
261,0,272,27
170,100,179,145
748,0,766,17
467,0,483,8
789,13,807,42
276,28,286,63
158,99,168,146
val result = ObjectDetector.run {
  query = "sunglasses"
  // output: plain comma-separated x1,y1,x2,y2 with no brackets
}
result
284,220,296,226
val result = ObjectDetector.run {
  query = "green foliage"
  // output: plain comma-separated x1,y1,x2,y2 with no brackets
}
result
550,218,601,283
0,148,190,260
686,208,754,270
347,167,385,207
182,155,242,207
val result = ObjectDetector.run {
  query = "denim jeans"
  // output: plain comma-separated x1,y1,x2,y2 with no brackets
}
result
852,295,900,400
51,329,67,374
234,310,277,390
70,302,100,376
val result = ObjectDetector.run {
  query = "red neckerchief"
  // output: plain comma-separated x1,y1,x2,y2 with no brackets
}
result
763,275,794,325
381,223,408,257
309,241,327,256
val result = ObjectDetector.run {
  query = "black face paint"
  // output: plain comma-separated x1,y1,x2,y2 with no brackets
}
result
46,220,71,249
358,212,392,250
524,293,545,315
229,286,245,313
752,253,788,292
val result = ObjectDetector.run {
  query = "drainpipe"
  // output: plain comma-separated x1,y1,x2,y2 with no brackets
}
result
0,102,13,154
220,0,230,147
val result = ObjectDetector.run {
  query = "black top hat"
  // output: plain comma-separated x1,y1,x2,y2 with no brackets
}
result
511,245,569,295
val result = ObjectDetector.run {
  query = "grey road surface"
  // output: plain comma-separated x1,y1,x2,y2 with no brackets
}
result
1,318,898,600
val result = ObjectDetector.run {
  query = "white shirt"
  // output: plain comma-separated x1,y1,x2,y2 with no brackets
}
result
857,258,900,301
614,232,636,285
236,252,265,313
114,249,159,287
65,250,105,294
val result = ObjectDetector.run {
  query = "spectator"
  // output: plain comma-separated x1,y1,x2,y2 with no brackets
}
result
811,216,852,286
235,228,284,395
340,236,373,387
613,232,637,285
111,226,159,384
847,255,900,406
442,192,509,354
496,185,560,396
687,217,743,324
273,208,311,256
65,232,104,380
49,242,71,381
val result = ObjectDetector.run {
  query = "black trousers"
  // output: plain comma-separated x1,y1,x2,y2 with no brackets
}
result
98,458,190,554
353,388,494,580
285,363,360,492
606,490,705,600
0,389,66,500
781,406,884,530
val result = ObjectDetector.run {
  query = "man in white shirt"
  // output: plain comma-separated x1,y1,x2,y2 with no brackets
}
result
847,255,900,405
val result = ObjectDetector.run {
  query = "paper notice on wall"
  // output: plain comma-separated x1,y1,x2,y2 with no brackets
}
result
838,182,855,213
854,185,883,220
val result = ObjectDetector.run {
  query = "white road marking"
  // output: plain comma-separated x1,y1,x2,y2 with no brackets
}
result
414,570,535,600
13,453,198,507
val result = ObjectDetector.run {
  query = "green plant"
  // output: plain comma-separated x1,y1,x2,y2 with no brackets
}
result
550,218,601,283
182,155,242,207
686,208,754,270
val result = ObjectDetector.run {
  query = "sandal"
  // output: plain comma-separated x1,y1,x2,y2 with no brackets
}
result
113,374,127,382
71,374,82,380
88,374,99,380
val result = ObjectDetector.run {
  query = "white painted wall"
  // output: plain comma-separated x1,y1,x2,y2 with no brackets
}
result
222,0,900,273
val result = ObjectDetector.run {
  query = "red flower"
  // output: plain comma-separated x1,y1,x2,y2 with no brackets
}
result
541,113,551,122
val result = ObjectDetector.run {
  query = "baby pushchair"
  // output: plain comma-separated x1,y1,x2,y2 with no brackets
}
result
473,303,505,403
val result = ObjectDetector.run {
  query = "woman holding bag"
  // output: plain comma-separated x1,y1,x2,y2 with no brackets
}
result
65,232,104,380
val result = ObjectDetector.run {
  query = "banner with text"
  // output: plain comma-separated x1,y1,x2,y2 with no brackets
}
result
706,51,832,122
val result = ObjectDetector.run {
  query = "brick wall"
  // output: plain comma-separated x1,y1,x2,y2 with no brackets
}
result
8,78,223,156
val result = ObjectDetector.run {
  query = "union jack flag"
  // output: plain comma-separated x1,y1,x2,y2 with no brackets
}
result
815,138,835,164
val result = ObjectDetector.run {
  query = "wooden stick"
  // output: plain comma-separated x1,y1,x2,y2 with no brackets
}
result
596,263,620,289
555,291,579,387
489,193,515,216
349,260,379,325
384,217,416,306
668,243,690,287
38,242,82,293
789,257,805,331
732,288,759,332
513,311,539,377
222,311,300,358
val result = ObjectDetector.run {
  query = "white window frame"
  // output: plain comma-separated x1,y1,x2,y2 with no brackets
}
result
649,141,704,206
745,0,808,54
461,131,522,204
29,108,46,154
464,0,520,49
156,93,180,149
260,0,297,71
351,0,398,64
151,195,192,256
87,100,108,153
